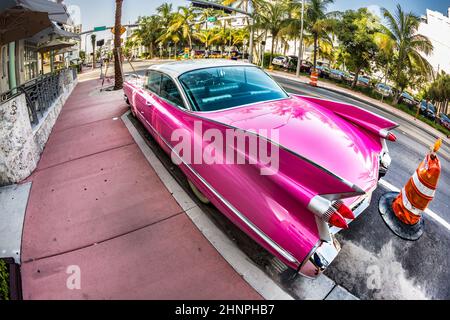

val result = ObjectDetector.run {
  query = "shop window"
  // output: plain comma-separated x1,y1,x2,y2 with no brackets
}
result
23,41,38,82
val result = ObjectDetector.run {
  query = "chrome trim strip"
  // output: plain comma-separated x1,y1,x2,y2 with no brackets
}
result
138,113,299,265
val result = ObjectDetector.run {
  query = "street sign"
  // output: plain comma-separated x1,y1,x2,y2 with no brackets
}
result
94,26,107,32
207,17,217,22
111,26,126,35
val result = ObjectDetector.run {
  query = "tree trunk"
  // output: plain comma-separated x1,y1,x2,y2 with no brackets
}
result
313,33,318,70
351,65,362,89
270,31,275,66
113,0,124,90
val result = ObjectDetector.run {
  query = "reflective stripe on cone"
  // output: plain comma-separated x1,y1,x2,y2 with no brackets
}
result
392,148,441,226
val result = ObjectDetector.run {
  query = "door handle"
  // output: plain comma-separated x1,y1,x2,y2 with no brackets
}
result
146,100,153,106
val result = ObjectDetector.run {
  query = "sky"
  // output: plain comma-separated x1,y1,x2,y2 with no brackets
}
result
63,0,450,52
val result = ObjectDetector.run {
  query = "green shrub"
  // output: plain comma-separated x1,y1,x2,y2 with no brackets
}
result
0,260,9,300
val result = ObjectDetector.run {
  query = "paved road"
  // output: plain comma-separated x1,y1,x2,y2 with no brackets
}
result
126,61,450,299
273,76,449,221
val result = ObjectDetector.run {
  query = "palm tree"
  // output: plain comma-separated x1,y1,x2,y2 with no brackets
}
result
304,0,334,68
169,6,197,50
194,29,222,50
381,4,433,103
90,34,96,69
134,15,163,59
113,0,124,90
257,0,289,65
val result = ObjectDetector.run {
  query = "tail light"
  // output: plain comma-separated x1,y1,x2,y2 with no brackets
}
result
380,129,397,142
387,133,397,142
308,196,355,229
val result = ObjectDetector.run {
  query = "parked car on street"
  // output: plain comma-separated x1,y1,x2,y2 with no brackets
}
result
329,69,344,81
123,60,397,278
437,113,450,130
375,83,394,97
420,100,437,121
272,56,287,66
314,65,331,79
398,92,417,108
357,76,370,87
342,71,355,84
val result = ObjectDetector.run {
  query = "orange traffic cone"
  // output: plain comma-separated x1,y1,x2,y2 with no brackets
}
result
310,70,319,87
379,139,442,241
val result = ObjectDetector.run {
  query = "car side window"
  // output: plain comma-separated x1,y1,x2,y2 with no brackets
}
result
146,71,161,94
160,74,186,109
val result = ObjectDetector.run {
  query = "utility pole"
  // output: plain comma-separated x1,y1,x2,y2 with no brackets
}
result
248,0,254,64
296,0,305,77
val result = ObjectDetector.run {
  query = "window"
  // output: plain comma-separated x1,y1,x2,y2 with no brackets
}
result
23,41,38,82
179,66,289,112
160,74,186,109
146,70,161,94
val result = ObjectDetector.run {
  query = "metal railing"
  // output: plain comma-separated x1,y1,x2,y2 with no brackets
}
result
0,68,76,126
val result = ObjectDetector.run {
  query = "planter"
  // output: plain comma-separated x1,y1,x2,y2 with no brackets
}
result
0,258,22,300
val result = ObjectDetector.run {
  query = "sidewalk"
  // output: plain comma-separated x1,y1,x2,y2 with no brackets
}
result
268,70,449,144
20,71,262,300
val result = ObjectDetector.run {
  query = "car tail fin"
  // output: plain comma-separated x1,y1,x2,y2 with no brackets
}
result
294,95,399,140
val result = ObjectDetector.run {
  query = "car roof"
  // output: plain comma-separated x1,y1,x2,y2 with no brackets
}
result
147,59,255,78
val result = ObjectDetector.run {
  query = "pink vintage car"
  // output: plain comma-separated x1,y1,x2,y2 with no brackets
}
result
123,60,398,278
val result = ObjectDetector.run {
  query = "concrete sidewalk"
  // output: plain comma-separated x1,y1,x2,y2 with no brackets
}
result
20,72,262,300
268,70,449,143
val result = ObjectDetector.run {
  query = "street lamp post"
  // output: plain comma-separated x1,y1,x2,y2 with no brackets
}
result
248,0,254,64
296,0,305,77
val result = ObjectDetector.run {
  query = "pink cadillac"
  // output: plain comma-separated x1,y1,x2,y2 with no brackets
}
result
123,60,398,278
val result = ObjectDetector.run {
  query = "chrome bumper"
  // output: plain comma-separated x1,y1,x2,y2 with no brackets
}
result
299,235,341,278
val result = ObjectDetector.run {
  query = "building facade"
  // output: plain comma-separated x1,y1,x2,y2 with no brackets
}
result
418,8,450,75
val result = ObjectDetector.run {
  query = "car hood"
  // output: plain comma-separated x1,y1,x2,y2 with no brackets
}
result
197,97,382,192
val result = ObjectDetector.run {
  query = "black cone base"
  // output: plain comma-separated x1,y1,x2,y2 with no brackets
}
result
379,192,424,241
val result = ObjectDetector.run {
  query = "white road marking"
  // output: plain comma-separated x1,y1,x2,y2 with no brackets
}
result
379,179,450,232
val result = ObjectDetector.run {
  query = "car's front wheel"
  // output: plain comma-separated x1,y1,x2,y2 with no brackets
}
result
188,180,211,204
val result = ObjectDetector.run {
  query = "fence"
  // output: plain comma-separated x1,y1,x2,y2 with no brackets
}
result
0,68,76,126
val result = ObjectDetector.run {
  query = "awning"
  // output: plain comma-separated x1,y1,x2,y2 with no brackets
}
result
37,39,77,53
30,22,80,45
0,8,52,46
0,0,70,24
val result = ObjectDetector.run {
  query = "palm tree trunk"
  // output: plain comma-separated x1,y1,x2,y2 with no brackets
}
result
313,33,318,70
113,0,124,90
270,31,275,66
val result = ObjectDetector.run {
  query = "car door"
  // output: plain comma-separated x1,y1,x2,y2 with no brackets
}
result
136,70,161,131
150,73,189,148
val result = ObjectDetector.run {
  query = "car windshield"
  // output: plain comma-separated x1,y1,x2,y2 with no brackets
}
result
179,66,289,112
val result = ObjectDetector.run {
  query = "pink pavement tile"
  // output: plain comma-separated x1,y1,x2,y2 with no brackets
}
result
37,118,134,170
22,144,183,261
53,101,128,133
21,214,262,300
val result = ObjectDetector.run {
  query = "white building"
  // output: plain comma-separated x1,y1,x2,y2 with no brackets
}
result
418,8,450,75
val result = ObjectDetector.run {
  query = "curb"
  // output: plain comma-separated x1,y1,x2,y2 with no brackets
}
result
269,71,449,148
121,110,359,300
